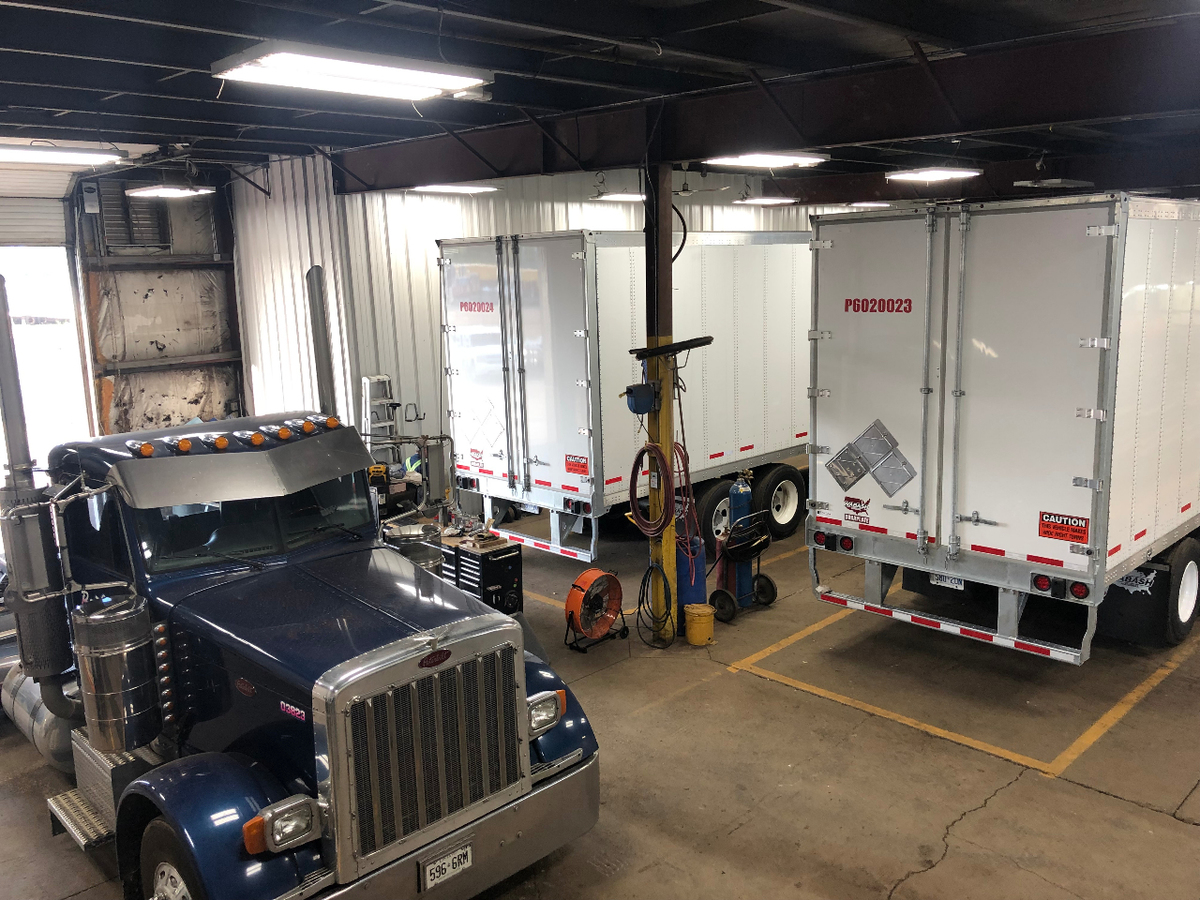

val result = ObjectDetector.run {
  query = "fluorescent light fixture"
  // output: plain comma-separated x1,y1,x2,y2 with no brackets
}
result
212,40,494,102
850,201,892,208
1012,178,1095,189
594,192,646,202
410,184,498,194
0,145,126,166
886,167,981,183
125,185,216,199
704,152,828,169
733,196,796,206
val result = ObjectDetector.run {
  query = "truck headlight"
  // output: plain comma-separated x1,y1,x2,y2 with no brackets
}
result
243,795,321,855
528,689,567,738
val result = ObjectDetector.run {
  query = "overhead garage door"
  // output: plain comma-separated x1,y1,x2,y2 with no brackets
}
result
0,198,66,246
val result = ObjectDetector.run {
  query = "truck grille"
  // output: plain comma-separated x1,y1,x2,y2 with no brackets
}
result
346,645,521,858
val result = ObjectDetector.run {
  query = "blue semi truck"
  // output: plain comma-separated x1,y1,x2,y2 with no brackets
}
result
1,408,598,900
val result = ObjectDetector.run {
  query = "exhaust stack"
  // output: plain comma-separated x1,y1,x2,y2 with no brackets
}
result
0,275,72,679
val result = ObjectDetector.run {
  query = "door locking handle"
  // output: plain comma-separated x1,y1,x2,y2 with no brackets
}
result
955,510,999,526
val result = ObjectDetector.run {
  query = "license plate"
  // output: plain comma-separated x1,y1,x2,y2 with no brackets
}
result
929,573,964,591
423,844,472,890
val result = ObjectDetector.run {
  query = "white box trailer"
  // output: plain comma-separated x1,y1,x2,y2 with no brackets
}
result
439,230,812,561
806,194,1200,664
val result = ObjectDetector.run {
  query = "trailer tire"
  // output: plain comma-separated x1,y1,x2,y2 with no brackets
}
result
140,816,208,900
1166,538,1200,645
752,464,806,539
697,479,734,556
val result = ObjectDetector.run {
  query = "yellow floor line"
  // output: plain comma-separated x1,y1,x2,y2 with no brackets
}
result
631,668,725,717
743,663,1053,772
726,610,854,672
525,590,564,609
761,545,808,567
1045,635,1200,777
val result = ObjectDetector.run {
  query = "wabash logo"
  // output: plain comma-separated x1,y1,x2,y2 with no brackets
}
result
844,496,870,524
460,301,495,313
470,448,484,464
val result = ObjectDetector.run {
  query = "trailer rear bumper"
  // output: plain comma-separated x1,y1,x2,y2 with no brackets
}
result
816,589,1087,665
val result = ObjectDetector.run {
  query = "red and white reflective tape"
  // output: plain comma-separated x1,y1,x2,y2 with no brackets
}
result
604,475,623,485
795,431,808,439
817,591,1080,663
490,529,588,561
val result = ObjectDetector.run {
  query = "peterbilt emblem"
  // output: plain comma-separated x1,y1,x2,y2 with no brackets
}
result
1115,569,1156,595
280,701,306,722
419,648,452,668
235,678,256,698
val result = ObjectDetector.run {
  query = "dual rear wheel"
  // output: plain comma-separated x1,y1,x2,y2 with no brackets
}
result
696,464,806,556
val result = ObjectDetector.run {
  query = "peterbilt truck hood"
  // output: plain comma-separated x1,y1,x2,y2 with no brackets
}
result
166,544,502,690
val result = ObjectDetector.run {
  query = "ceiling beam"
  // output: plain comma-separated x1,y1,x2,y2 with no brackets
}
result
765,0,1028,48
331,20,1200,191
773,144,1200,203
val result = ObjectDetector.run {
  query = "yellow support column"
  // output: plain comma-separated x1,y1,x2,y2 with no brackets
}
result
646,163,677,644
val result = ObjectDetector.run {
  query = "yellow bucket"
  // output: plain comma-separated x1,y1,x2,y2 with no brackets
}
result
684,603,715,646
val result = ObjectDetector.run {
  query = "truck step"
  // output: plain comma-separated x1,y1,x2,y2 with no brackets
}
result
48,789,114,850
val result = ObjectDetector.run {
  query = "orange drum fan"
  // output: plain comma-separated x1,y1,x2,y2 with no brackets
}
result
564,569,629,653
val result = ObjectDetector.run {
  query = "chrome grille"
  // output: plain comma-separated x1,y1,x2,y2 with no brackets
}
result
346,645,521,858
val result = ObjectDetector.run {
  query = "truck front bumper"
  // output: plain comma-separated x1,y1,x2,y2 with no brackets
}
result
316,751,599,900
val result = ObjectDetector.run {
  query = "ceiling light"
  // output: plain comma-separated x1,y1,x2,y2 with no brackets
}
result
704,153,828,168
733,196,796,206
125,186,216,199
212,41,493,102
409,184,498,194
0,145,126,166
850,201,892,208
886,167,981,183
594,192,646,202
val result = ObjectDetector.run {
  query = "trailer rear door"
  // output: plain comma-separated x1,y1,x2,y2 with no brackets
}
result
939,203,1112,572
512,234,597,501
810,212,944,543
441,240,514,486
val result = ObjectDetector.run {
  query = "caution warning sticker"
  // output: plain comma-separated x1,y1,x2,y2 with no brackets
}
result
1038,511,1089,543
565,454,589,476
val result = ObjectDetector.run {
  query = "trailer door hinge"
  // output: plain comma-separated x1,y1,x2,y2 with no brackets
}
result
1072,476,1103,490
1079,337,1111,349
444,367,459,376
807,499,829,510
1086,224,1119,237
808,387,830,399
573,329,588,338
809,239,833,250
808,330,833,341
437,257,451,267
577,427,592,436
1070,544,1094,556
441,324,457,334
1076,407,1107,421
575,379,590,388
812,445,830,455
570,251,586,260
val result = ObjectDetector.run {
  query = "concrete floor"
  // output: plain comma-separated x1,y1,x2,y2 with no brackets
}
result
4,516,1200,900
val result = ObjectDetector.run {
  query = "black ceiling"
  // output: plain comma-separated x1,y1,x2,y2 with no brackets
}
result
1,1,1198,198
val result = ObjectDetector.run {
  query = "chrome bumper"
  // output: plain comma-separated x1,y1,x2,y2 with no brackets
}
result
316,752,599,900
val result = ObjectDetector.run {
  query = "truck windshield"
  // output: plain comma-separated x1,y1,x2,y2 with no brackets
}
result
131,472,373,574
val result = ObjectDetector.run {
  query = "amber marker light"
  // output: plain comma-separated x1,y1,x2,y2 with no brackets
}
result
177,438,192,453
139,442,154,458
243,816,267,855
277,426,292,440
250,432,265,446
301,420,316,434
325,416,339,429
214,435,229,451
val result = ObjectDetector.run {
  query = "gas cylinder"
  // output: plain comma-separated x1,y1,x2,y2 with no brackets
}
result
730,477,754,607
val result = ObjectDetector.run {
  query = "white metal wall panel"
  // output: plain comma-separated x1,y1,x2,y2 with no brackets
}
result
1174,219,1200,530
0,198,65,245
231,156,354,421
699,245,737,464
732,245,766,461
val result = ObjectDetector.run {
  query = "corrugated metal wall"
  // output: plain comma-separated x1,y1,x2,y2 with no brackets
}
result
0,198,67,246
232,156,823,434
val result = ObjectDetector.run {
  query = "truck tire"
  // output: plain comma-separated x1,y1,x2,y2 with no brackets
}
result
1166,538,1200,644
751,464,806,539
140,817,208,900
696,479,734,556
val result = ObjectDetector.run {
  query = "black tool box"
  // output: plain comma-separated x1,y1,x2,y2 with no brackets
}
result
434,536,523,616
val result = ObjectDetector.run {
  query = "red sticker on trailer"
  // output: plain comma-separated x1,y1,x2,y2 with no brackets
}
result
565,454,589,475
1038,511,1089,543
